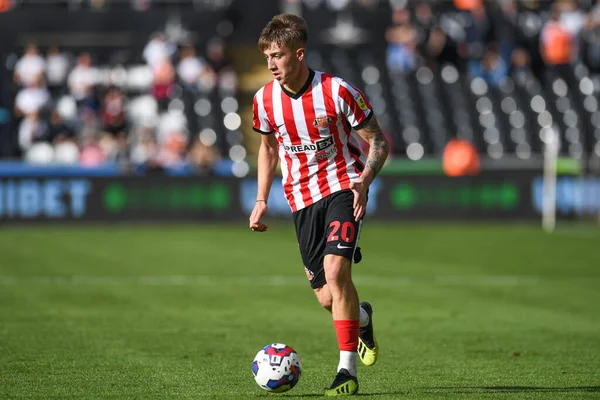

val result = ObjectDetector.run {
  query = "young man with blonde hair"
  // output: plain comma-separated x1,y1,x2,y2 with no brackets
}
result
249,13,389,396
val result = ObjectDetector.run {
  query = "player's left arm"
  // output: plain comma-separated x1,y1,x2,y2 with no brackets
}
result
355,115,389,187
337,79,389,220
350,115,389,221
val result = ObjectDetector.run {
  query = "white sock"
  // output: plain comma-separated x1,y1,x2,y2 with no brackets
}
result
359,306,370,328
337,351,357,377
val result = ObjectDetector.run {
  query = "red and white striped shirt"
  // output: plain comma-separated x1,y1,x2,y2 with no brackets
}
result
253,70,372,212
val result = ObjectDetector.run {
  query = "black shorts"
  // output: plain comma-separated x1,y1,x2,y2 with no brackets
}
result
292,189,363,289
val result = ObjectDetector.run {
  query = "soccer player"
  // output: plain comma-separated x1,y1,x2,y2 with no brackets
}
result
249,14,389,396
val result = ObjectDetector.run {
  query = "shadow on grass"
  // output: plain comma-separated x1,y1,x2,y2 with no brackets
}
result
422,386,600,394
275,390,412,397
258,390,411,397
281,394,407,398
258,386,600,397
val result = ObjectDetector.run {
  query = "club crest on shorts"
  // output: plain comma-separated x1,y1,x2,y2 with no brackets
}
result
304,267,314,281
313,115,331,129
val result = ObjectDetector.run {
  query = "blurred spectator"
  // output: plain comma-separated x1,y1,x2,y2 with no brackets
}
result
510,47,536,84
385,7,420,73
177,44,214,91
47,109,76,143
157,131,187,167
104,132,130,166
18,112,50,153
46,45,70,95
541,2,576,84
68,53,99,112
101,86,127,135
98,133,119,163
206,38,237,93
495,0,519,47
79,107,103,137
206,38,231,75
464,4,493,59
468,42,509,87
79,132,106,167
411,1,435,44
559,0,586,37
412,1,457,68
143,32,176,68
14,76,51,118
131,127,160,168
14,44,46,87
540,4,574,67
582,0,600,72
189,138,220,175
421,26,463,69
151,57,176,110
414,1,434,29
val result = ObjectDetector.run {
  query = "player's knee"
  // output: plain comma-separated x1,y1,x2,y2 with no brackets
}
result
323,255,351,287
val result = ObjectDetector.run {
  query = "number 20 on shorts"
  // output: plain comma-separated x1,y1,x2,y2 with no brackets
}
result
327,221,356,243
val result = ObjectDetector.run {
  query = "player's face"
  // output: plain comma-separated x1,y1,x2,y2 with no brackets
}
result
263,43,303,86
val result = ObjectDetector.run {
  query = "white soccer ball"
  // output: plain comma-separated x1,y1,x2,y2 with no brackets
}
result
252,343,302,393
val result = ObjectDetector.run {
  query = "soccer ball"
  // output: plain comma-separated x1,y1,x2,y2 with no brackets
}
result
252,343,302,393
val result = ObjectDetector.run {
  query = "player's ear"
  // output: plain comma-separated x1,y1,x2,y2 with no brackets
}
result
296,47,305,62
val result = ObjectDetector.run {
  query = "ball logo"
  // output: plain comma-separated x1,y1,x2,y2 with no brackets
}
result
356,95,368,111
253,343,301,393
313,115,331,129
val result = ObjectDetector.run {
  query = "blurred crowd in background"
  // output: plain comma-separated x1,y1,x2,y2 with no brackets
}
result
7,31,239,174
385,0,600,85
2,0,600,175
377,0,600,170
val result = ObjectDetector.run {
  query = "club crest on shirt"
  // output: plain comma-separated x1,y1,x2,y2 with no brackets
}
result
313,115,331,129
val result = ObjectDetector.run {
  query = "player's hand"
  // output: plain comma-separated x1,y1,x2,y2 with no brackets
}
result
349,179,368,221
249,201,269,232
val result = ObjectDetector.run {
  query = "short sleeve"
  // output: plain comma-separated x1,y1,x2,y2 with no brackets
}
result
336,80,373,130
252,88,274,135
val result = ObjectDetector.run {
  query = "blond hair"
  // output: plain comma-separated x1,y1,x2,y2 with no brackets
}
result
258,14,308,52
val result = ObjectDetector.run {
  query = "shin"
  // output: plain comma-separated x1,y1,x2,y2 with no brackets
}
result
323,254,359,320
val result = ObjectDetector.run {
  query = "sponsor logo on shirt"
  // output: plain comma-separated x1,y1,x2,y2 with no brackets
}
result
356,94,368,111
283,136,335,154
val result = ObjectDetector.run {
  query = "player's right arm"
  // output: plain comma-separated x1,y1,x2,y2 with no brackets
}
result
249,132,278,232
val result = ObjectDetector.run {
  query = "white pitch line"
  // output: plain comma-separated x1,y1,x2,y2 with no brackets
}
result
0,275,596,287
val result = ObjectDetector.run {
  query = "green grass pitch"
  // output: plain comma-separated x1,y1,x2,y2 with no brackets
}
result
0,222,599,399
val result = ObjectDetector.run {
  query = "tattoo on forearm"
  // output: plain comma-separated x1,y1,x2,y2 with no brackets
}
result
361,118,389,176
